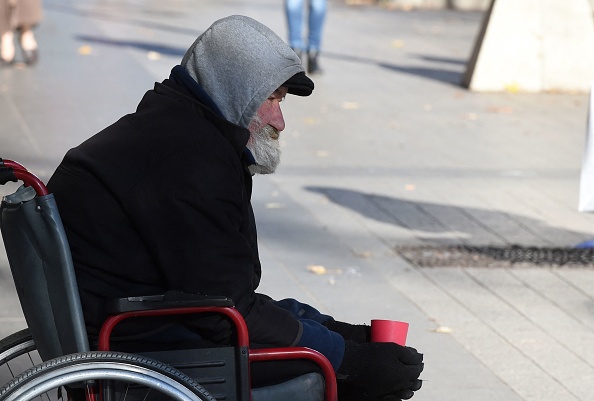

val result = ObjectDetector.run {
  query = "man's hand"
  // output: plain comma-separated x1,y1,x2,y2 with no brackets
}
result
337,341,424,399
379,378,423,400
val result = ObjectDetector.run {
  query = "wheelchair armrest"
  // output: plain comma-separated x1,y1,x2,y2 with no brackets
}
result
250,347,338,401
106,290,235,314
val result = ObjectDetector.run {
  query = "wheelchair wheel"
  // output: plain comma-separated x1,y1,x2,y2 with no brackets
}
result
0,351,217,401
0,329,41,385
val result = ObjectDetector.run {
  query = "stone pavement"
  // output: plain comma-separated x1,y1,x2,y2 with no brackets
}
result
1,1,594,400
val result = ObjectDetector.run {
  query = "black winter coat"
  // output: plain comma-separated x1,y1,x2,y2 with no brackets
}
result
47,79,301,347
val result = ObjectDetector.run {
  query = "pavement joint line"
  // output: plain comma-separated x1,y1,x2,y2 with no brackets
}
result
550,269,594,302
415,266,584,400
498,269,594,370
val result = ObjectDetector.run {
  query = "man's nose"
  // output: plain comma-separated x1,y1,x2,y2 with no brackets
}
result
268,103,285,132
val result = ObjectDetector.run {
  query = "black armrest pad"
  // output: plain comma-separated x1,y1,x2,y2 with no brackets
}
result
107,290,235,314
0,166,17,185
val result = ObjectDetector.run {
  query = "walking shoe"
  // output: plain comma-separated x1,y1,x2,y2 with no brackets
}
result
307,51,323,74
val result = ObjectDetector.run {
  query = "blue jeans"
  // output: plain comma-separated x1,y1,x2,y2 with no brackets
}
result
285,0,327,52
274,298,344,371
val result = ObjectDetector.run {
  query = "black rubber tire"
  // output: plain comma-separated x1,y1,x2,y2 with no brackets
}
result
0,329,35,364
0,351,217,401
0,328,40,386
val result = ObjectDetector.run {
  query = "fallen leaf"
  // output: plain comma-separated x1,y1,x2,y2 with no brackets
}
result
78,45,92,55
432,326,453,334
307,265,327,275
147,51,161,60
307,265,344,275
391,39,405,49
265,202,284,209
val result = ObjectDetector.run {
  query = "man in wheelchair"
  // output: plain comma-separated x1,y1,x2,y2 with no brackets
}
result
46,15,424,401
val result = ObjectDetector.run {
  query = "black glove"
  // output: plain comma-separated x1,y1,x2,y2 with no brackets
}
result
379,378,423,400
337,340,424,399
323,319,371,343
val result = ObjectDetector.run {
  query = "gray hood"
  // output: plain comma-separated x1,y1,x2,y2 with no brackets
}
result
181,15,305,128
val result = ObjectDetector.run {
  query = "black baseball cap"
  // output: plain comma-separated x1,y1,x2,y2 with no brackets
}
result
283,72,314,96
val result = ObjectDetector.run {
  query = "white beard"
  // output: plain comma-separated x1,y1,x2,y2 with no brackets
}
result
246,124,281,175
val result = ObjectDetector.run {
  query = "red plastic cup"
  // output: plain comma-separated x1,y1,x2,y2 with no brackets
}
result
370,319,409,346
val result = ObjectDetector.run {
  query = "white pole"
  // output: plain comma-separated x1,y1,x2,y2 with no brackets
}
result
579,85,594,212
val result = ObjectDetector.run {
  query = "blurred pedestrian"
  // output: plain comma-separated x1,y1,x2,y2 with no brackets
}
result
0,0,42,65
285,0,326,74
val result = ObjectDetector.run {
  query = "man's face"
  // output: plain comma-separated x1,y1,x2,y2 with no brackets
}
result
246,86,288,175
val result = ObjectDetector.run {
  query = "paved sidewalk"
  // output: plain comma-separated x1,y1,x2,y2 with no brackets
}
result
1,1,594,400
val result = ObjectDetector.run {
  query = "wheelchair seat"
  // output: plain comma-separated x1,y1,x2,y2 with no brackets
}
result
0,158,337,401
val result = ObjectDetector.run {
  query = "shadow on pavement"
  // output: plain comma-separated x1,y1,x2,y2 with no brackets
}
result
305,186,591,247
323,51,465,85
75,35,187,57
45,1,201,36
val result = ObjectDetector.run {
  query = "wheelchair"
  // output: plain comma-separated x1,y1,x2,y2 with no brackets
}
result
0,158,338,401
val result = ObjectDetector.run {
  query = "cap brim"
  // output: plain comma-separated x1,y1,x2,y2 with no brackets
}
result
283,72,314,96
